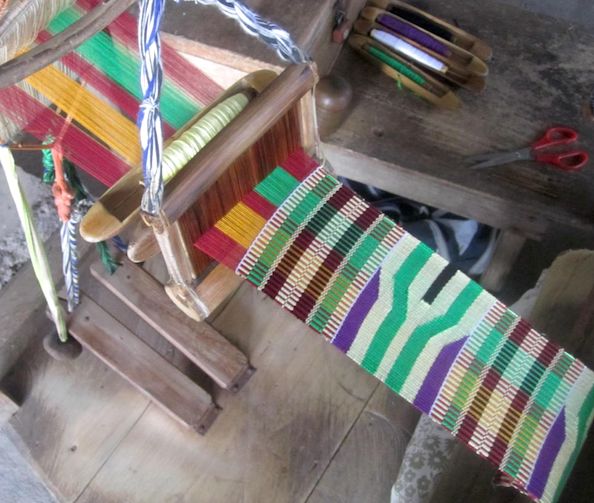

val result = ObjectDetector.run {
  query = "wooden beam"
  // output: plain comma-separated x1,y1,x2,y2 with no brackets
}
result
0,0,136,88
68,294,219,434
90,260,250,390
324,143,547,240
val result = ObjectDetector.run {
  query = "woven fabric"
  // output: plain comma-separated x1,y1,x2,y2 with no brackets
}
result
195,149,594,503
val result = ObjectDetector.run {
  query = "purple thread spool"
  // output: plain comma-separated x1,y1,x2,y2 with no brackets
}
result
377,14,451,57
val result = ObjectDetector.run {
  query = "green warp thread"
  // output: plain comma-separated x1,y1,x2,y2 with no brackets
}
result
48,8,199,129
162,93,250,181
366,45,426,86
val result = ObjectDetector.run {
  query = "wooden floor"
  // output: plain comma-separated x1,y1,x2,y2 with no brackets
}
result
2,249,420,503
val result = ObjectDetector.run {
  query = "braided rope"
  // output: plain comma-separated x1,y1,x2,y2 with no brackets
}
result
138,0,165,214
178,0,310,64
60,205,82,312
141,0,310,213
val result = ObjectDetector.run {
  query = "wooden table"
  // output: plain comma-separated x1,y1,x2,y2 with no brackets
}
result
164,0,594,289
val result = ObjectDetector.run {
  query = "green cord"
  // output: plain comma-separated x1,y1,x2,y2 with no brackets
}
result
366,45,427,86
96,241,120,275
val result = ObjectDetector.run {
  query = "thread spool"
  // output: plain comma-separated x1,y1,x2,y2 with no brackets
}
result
315,75,353,140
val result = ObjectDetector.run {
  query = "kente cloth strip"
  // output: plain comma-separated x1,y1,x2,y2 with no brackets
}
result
195,149,594,503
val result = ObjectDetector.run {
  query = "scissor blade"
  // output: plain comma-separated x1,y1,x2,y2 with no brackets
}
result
469,148,532,170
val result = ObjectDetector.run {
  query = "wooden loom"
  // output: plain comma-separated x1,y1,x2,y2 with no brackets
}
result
74,62,320,432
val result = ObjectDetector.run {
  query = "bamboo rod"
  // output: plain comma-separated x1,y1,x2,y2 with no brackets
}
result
0,0,136,88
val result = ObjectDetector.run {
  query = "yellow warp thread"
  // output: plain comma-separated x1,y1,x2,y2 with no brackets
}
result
162,93,250,181
26,64,140,165
215,201,266,248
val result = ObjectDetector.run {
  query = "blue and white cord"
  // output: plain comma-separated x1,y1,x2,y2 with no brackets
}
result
138,0,165,215
179,0,310,64
60,206,82,312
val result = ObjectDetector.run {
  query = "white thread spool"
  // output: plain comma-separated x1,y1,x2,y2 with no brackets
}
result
370,28,447,73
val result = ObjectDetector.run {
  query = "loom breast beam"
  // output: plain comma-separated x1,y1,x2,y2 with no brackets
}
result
360,7,488,77
0,0,136,89
348,35,460,110
354,18,486,93
79,70,277,245
370,0,493,61
145,63,318,228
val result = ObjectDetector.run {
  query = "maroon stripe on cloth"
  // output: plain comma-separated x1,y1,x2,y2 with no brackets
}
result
261,228,317,299
508,319,531,346
355,205,380,229
292,249,344,320
291,291,317,322
326,186,354,212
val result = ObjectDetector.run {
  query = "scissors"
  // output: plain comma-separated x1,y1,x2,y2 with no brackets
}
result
468,127,589,172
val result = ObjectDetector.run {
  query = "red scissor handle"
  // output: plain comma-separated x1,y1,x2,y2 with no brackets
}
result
532,127,579,150
534,150,589,172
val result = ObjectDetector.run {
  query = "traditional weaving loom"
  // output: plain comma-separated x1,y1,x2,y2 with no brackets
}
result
0,1,593,502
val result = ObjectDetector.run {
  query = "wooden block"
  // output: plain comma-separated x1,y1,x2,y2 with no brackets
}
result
68,294,218,434
194,264,243,316
90,260,251,390
0,390,18,425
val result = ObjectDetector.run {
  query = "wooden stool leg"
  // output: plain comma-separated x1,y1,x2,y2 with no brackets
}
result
90,260,252,391
480,230,527,293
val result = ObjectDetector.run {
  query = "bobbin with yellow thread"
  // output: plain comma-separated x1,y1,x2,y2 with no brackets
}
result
80,69,277,245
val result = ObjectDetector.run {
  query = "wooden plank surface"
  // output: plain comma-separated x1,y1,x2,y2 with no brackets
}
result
5,338,150,503
68,294,218,434
0,231,91,380
328,0,594,239
90,260,250,390
308,385,420,503
74,285,378,503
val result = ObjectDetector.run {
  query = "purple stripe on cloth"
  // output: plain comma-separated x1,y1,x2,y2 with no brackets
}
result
527,409,566,498
413,337,467,414
377,14,451,57
332,271,380,352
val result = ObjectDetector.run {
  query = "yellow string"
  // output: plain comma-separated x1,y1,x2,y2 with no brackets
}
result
162,93,250,181
25,64,140,165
